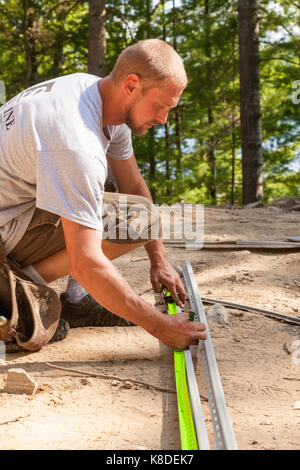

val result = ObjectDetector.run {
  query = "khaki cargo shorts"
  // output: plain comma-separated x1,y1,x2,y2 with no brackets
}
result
9,192,161,267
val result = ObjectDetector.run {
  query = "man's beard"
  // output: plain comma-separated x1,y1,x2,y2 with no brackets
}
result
125,106,152,136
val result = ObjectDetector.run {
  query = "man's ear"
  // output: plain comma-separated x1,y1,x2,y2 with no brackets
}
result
123,74,141,96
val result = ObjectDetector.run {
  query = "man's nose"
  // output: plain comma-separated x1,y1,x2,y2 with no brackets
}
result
157,110,169,124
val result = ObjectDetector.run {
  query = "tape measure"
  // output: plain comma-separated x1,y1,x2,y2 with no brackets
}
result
163,289,198,450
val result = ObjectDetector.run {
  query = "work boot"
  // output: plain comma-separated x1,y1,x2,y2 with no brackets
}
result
49,318,70,343
59,292,134,328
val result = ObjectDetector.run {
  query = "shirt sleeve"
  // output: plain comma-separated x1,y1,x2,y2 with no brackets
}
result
106,124,133,160
36,148,106,231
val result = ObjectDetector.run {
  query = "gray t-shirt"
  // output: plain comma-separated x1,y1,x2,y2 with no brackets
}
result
0,73,133,254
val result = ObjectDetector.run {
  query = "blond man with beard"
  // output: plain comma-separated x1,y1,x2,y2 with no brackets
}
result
0,39,206,351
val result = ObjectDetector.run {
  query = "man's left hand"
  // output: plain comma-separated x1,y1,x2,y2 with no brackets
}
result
150,261,186,308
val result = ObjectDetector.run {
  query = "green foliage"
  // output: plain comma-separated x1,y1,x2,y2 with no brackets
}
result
0,0,298,205
259,0,300,201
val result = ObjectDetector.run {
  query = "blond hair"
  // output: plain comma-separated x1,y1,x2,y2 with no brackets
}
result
111,39,187,90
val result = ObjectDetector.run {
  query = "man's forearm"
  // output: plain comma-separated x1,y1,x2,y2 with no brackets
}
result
71,251,206,351
144,238,167,266
71,252,163,335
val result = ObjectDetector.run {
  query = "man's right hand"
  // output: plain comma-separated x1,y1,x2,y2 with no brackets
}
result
154,311,207,350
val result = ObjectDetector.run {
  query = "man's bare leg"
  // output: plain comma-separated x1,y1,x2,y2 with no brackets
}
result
32,240,149,330
34,240,147,284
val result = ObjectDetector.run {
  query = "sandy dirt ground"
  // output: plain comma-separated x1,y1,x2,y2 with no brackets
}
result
0,201,299,450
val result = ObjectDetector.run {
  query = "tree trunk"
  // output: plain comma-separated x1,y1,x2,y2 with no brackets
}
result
231,106,236,205
88,0,107,77
53,30,65,77
174,111,182,179
238,0,263,204
23,0,38,88
146,0,156,201
231,35,237,206
172,0,183,181
165,122,171,197
204,0,216,204
148,128,156,202
207,107,216,203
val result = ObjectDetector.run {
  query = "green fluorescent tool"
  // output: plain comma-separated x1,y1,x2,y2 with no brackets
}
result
163,288,198,450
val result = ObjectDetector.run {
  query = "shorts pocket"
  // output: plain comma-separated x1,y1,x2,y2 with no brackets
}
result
27,208,60,230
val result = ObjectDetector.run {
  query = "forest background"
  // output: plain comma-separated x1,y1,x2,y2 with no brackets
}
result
0,0,299,206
